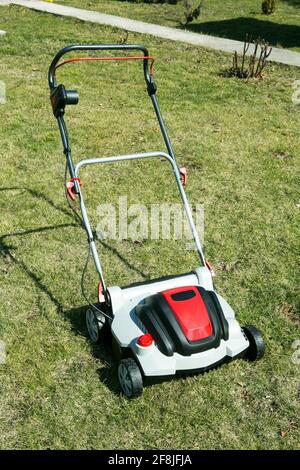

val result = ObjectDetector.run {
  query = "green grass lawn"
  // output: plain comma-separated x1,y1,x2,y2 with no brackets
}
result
56,0,300,51
0,4,300,450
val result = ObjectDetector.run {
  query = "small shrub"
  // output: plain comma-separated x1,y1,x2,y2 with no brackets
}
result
123,1,179,4
225,35,272,79
119,31,129,44
262,0,276,15
182,0,204,26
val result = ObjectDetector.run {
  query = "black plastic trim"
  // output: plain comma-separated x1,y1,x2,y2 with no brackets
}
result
136,304,175,357
151,291,221,356
207,290,229,341
137,287,229,357
171,290,196,301
143,350,247,385
50,84,79,118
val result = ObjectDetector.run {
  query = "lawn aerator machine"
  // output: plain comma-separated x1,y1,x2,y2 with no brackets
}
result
48,44,265,398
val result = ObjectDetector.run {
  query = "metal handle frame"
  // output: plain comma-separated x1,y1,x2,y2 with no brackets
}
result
48,44,206,293
48,44,152,90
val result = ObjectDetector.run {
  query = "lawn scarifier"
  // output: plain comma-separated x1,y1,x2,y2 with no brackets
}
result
48,43,265,398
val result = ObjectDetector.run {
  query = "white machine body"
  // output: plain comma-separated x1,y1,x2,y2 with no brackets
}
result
109,267,249,377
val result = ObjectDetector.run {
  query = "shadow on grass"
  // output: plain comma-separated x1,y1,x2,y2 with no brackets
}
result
66,303,121,395
99,238,150,281
184,17,300,49
0,187,149,314
0,186,76,219
0,186,149,396
281,0,300,6
0,222,78,314
0,187,81,316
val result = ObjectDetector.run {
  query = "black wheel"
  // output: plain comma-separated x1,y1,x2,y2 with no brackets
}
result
85,307,106,344
242,325,265,361
118,358,143,398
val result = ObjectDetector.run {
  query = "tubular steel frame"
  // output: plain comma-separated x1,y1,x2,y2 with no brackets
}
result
48,44,206,294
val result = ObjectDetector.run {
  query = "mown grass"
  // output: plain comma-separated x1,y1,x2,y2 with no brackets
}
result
0,4,299,449
56,0,300,51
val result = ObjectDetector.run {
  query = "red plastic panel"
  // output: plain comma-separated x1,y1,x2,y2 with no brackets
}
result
161,286,213,342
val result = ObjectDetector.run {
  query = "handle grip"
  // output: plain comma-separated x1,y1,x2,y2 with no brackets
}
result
50,84,79,117
48,43,152,90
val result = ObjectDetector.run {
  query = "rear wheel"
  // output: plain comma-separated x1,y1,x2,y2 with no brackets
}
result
118,358,143,398
85,307,106,344
242,325,265,361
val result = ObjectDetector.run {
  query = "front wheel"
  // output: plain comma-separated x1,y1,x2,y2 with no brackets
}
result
118,358,143,398
85,307,106,344
242,325,265,361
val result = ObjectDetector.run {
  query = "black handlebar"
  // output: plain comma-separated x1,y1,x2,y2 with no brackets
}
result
48,43,152,90
48,43,177,182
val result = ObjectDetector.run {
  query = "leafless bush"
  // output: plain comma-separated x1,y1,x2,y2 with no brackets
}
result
225,35,272,79
119,31,129,44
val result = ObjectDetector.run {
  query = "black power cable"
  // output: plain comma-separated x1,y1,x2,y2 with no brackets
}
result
80,244,112,322
64,162,112,321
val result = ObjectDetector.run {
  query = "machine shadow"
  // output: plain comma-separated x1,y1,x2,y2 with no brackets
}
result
65,304,121,396
184,17,300,50
0,186,149,395
98,238,150,281
0,186,74,219
0,187,149,308
65,303,221,396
